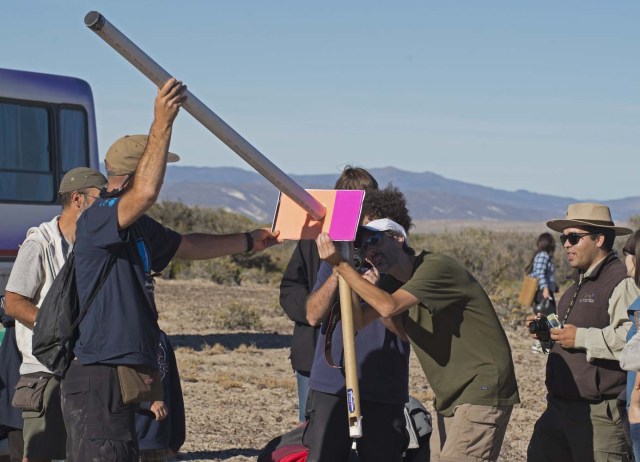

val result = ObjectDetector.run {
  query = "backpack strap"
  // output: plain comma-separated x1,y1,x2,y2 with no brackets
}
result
127,222,159,317
63,252,117,344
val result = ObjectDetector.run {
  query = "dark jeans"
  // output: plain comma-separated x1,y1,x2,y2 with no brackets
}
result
616,393,634,461
303,389,407,462
61,361,138,462
630,423,640,462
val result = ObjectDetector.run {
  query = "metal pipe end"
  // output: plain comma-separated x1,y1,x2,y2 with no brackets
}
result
84,11,105,30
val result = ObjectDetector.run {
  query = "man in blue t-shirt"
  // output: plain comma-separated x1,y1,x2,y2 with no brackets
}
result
61,78,282,461
304,262,410,462
302,188,414,462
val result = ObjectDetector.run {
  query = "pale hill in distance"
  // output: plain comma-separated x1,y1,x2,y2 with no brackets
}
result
161,166,640,228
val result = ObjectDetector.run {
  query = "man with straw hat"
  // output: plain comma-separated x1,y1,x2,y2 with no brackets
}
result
528,202,640,462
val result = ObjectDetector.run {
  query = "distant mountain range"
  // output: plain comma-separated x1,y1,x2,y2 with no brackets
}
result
160,166,640,224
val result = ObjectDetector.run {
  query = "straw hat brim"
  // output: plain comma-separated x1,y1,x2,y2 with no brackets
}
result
546,219,632,236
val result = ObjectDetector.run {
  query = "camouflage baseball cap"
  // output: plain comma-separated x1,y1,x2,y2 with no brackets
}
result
58,167,107,194
105,134,180,176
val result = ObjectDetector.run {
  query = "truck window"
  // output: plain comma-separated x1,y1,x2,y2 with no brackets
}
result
0,102,89,203
60,107,89,173
0,101,52,203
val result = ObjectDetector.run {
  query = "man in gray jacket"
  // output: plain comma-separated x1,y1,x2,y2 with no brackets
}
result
4,167,106,462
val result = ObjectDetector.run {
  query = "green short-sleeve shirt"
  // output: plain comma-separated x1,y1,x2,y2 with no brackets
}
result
402,251,520,416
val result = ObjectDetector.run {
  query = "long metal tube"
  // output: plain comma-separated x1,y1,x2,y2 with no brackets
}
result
337,242,363,437
84,11,326,221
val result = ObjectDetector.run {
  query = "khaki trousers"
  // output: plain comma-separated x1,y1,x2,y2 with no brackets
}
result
430,403,513,462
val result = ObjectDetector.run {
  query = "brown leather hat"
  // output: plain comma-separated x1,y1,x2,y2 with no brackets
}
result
105,134,180,176
58,167,107,194
546,202,631,236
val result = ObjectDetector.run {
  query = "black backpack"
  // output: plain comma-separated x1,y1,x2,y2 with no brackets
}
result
32,252,114,375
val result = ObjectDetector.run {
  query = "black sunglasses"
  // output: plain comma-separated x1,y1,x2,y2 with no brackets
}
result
560,232,594,246
361,232,386,250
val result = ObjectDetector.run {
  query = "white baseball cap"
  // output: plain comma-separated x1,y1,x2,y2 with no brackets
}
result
360,218,408,243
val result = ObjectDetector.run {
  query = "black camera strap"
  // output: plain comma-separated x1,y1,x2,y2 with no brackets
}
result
323,300,343,369
540,275,584,354
561,275,585,326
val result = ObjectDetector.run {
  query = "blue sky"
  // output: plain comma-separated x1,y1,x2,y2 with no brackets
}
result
2,1,638,199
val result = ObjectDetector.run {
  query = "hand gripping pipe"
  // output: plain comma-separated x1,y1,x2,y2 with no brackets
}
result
84,11,326,222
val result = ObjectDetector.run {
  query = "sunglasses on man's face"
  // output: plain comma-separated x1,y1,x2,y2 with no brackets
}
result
361,232,386,250
559,232,594,246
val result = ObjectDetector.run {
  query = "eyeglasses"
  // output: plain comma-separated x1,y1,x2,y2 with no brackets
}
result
560,232,594,246
361,232,386,250
81,192,101,200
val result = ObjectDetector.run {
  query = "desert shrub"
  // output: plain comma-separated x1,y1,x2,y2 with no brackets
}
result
629,215,640,230
149,200,632,325
148,201,254,234
412,229,562,292
410,229,576,320
147,201,287,284
213,302,263,330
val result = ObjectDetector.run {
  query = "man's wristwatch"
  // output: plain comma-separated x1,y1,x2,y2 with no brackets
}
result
244,232,253,252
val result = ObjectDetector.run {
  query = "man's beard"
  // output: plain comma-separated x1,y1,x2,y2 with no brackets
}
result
78,200,92,217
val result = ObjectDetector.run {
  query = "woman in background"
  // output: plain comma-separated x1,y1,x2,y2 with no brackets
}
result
525,232,557,353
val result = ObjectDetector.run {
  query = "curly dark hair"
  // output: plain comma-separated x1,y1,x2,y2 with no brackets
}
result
361,184,413,234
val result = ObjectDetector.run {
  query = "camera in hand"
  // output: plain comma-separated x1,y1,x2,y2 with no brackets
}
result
353,247,372,271
529,313,561,352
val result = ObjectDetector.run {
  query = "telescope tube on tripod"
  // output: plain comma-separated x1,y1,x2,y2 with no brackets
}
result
84,11,326,222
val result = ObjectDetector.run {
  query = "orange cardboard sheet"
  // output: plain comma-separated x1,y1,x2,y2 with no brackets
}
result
271,189,365,241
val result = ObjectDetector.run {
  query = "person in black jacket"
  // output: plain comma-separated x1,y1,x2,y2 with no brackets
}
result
279,166,378,421
0,296,23,462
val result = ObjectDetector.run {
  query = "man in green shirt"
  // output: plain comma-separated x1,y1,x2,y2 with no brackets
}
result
316,218,520,462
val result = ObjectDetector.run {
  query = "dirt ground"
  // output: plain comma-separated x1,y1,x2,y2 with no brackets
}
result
156,279,547,462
